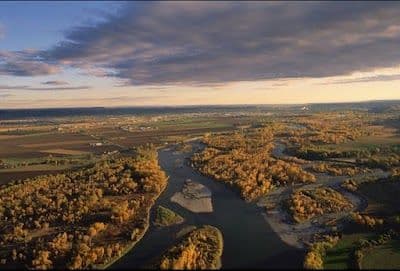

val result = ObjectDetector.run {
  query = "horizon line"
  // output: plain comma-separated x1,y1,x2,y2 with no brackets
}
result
1,98,400,111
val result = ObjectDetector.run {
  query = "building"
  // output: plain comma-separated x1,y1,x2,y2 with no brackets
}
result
89,142,103,147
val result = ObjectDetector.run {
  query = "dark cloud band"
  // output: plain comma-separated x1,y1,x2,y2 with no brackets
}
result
3,2,400,85
41,80,69,86
0,84,90,91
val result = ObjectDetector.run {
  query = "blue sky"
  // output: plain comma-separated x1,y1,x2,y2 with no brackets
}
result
1,1,400,108
0,1,123,102
0,2,122,50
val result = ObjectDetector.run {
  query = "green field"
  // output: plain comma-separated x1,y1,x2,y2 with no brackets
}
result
153,205,184,227
340,135,400,147
362,239,400,269
1,153,96,168
358,180,400,215
154,117,234,130
323,233,374,269
324,180,400,269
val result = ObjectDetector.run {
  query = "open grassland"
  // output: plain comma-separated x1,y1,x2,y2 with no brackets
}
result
0,153,99,186
19,140,94,148
0,134,49,140
322,179,400,269
319,126,400,152
90,126,236,148
358,180,400,215
153,206,184,227
39,149,90,155
0,115,242,188
323,233,375,269
362,238,400,269
0,132,96,159
152,116,234,130
323,136,400,152
0,125,55,136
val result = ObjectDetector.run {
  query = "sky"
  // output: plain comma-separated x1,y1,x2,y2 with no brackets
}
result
1,1,400,108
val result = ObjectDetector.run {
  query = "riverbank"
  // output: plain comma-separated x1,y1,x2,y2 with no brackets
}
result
110,139,304,269
158,225,223,270
258,169,389,250
98,176,169,270
185,137,390,251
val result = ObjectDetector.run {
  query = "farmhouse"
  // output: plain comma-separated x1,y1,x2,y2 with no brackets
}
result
89,142,103,147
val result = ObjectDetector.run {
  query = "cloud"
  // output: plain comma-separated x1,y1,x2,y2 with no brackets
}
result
27,86,90,91
272,82,289,87
5,2,400,86
321,74,400,85
0,24,4,39
37,2,400,86
0,84,90,91
0,93,12,98
41,80,69,85
0,84,29,90
0,50,60,76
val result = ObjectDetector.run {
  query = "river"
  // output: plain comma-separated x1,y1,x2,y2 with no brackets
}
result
111,142,305,269
111,131,391,269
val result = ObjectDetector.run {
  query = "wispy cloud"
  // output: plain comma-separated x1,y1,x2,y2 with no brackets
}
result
3,2,400,86
41,80,69,86
0,50,60,76
320,74,400,85
0,84,29,90
0,84,90,91
41,2,400,85
27,86,90,91
0,93,12,98
272,82,289,87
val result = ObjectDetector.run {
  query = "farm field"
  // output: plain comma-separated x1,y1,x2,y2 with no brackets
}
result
0,132,96,158
362,239,400,269
322,179,400,269
357,180,400,215
1,104,400,270
323,232,375,269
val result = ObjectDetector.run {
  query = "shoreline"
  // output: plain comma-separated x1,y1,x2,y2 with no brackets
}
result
213,226,224,269
97,176,169,270
258,171,387,250
143,225,224,270
183,139,306,249
261,211,305,249
181,138,306,249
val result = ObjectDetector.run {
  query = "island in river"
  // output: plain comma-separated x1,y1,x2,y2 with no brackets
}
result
171,179,213,213
153,205,185,227
157,225,223,270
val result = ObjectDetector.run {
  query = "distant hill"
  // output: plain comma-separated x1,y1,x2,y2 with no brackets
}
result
308,100,400,113
1,100,400,120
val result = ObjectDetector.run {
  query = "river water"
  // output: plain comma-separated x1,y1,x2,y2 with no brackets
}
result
111,143,304,269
